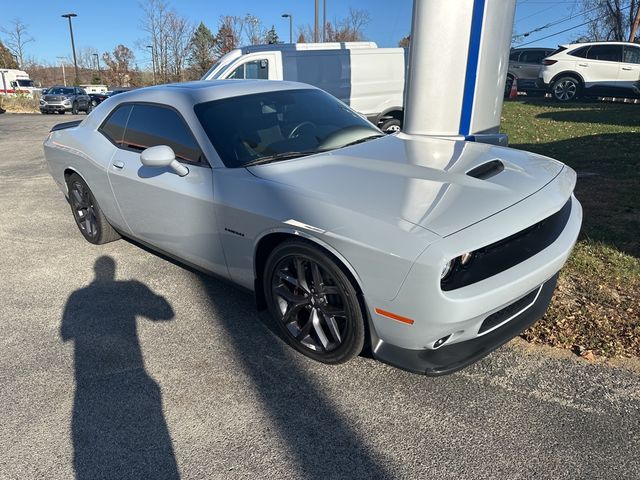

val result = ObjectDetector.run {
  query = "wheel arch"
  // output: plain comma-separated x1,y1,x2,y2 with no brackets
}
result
63,167,87,196
550,71,585,86
253,229,366,311
376,107,404,125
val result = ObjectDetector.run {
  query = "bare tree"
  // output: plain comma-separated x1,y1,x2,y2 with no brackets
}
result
214,15,245,56
244,14,266,45
1,18,34,68
102,44,136,87
166,12,193,81
299,8,371,43
581,0,639,41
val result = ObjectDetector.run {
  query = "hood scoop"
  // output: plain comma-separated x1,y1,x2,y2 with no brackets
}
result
466,159,504,180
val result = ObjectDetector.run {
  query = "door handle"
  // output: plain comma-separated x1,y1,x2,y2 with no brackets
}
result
112,161,125,169
578,63,588,67
622,67,633,71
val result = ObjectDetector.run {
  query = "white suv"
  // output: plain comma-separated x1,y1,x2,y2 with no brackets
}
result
538,41,640,101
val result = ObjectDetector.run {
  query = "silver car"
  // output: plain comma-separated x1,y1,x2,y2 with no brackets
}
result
44,80,582,375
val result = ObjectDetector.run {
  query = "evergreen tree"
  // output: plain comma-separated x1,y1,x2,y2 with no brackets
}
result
265,25,280,44
0,41,19,68
188,22,217,78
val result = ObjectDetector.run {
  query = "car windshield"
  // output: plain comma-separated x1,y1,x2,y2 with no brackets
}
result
17,79,34,87
194,88,381,168
49,87,74,95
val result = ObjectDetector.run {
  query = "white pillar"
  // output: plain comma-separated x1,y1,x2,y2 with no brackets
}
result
403,0,516,145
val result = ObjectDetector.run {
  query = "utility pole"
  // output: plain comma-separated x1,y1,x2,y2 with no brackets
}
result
281,13,293,43
93,53,102,84
630,7,640,42
146,45,156,85
56,56,67,86
314,0,319,42
61,13,79,85
323,0,327,42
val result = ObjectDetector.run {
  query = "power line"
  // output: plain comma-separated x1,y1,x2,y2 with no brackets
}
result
514,2,605,39
517,2,634,46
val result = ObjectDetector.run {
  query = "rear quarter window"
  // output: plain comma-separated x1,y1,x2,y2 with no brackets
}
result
99,105,133,146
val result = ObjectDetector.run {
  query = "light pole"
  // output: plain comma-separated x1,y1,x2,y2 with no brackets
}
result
56,56,67,86
281,13,293,43
322,0,327,42
61,13,79,85
314,0,319,42
146,45,156,85
92,53,102,84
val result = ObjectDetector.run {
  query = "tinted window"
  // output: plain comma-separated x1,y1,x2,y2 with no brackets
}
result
123,104,202,163
623,46,640,64
194,88,379,168
509,51,521,61
520,50,548,64
49,87,75,95
100,104,132,146
586,44,622,62
569,46,590,58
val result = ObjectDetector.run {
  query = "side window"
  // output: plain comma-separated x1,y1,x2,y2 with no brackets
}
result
569,46,590,58
520,50,547,64
623,46,640,64
586,45,622,62
244,59,269,79
509,51,520,62
100,104,132,146
123,104,202,163
79,89,87,95
227,64,245,79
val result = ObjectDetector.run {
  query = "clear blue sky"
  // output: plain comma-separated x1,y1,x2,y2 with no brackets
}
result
1,0,589,68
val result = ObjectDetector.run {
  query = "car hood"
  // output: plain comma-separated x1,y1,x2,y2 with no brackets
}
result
247,134,564,237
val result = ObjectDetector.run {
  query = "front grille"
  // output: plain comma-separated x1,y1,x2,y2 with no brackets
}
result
479,287,540,334
441,198,572,291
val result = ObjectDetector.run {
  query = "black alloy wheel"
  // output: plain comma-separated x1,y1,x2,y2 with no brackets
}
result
264,241,365,364
66,174,120,245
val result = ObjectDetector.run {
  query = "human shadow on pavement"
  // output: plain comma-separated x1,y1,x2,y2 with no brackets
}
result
61,256,180,480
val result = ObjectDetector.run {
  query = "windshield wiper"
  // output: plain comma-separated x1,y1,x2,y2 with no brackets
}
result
340,134,385,149
243,150,318,167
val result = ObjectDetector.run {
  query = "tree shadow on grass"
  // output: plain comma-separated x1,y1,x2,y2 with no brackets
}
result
512,132,639,258
535,108,640,127
61,256,180,480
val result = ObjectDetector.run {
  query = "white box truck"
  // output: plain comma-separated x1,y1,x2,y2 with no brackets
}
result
202,42,406,132
0,69,39,96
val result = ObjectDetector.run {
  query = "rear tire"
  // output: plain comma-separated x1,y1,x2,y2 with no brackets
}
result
264,240,365,365
552,76,581,102
66,173,120,245
380,118,401,134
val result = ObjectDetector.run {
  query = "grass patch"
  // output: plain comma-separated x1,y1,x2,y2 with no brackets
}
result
501,99,640,358
0,95,40,114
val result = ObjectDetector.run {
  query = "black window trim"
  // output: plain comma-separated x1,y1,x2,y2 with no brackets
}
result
98,101,210,168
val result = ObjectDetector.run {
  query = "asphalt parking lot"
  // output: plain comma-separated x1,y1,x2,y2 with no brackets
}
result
1,113,639,479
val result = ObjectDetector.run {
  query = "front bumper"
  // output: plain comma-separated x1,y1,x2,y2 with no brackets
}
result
40,103,71,112
372,273,558,375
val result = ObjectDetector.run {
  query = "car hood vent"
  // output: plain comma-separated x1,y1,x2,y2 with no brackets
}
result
466,160,504,180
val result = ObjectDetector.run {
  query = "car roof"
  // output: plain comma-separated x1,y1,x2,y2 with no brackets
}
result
511,47,554,51
560,41,637,48
111,80,319,105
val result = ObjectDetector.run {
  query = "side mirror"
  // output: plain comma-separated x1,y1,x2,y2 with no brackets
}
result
140,145,188,177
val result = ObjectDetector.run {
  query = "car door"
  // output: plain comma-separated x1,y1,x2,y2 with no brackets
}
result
576,44,622,96
105,102,228,276
517,49,548,87
77,88,90,109
621,45,640,98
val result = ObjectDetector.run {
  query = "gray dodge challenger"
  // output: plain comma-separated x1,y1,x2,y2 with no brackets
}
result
44,80,582,375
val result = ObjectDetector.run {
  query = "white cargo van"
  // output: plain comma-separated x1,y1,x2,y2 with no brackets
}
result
0,69,39,96
202,42,406,132
80,84,108,94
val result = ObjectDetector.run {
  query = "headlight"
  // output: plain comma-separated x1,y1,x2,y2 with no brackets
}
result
63,98,71,104
39,100,45,105
441,252,474,281
440,259,455,280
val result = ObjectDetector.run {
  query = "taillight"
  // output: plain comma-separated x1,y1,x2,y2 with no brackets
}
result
543,59,557,66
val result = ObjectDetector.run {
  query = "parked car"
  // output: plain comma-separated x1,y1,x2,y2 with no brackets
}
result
505,47,555,97
43,80,581,375
40,86,91,114
538,41,640,101
89,92,109,107
202,42,406,133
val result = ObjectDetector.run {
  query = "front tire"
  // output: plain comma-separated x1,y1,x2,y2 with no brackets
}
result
380,118,401,134
71,102,79,115
552,76,580,102
66,173,120,245
264,240,365,364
